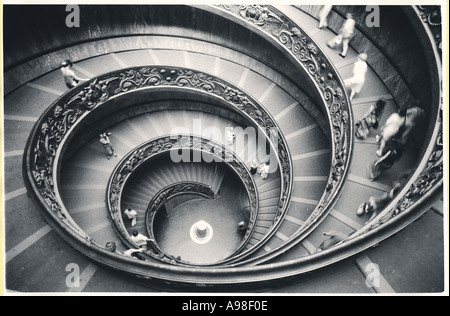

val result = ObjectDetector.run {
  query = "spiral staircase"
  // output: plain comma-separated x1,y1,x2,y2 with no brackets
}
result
3,5,445,293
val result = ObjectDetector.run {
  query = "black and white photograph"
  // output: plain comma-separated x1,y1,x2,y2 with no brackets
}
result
1,1,448,298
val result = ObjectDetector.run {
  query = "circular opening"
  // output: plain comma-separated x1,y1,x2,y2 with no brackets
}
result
151,168,250,265
190,220,213,244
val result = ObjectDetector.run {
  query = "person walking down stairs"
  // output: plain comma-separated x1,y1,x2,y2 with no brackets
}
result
318,5,333,29
344,53,368,101
258,162,270,180
326,13,355,58
99,132,118,160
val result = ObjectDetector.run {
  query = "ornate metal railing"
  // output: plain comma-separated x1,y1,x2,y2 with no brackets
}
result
21,4,442,289
232,5,444,266
347,5,444,241
106,134,261,264
24,6,354,267
207,4,353,263
144,182,215,253
24,64,297,261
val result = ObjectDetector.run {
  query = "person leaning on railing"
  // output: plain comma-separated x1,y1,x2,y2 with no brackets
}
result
60,59,90,89
124,207,138,227
105,241,146,261
130,230,155,252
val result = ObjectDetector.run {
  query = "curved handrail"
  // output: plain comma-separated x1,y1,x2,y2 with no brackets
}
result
206,4,354,264
231,4,444,266
23,6,353,272
20,4,443,289
106,134,261,265
145,182,215,238
24,65,297,262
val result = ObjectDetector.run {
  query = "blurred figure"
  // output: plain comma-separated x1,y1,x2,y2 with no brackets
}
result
375,111,405,157
258,162,270,180
344,53,368,101
318,5,333,29
376,106,425,156
60,59,90,89
316,230,353,252
326,13,355,58
368,136,403,181
355,98,386,139
105,241,145,260
124,207,138,227
249,160,259,175
357,173,407,222
238,221,247,234
398,106,426,145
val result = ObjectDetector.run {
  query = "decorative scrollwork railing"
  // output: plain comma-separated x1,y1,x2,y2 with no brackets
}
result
22,4,442,288
25,5,355,261
144,182,215,251
106,135,260,265
25,64,296,260
210,4,353,259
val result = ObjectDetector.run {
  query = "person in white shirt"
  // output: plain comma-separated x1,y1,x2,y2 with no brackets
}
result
60,60,90,89
105,241,145,260
258,163,270,180
318,5,333,29
122,248,144,259
124,207,138,227
344,53,368,101
249,160,259,175
130,230,155,251
326,13,356,58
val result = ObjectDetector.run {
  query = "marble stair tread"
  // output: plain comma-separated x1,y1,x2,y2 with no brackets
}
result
284,201,317,223
258,188,282,201
302,216,356,250
31,67,73,94
114,49,160,68
292,154,331,177
60,188,107,211
274,103,317,136
256,84,300,118
6,231,94,292
3,120,35,153
292,180,328,201
75,53,128,77
147,49,187,69
4,156,26,193
258,196,282,208
4,84,62,117
4,195,50,253
286,128,330,157
257,176,282,193
125,188,153,202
